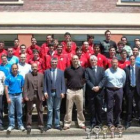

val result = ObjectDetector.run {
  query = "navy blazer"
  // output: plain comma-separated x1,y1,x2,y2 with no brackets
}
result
44,68,66,98
124,65,140,96
85,66,105,97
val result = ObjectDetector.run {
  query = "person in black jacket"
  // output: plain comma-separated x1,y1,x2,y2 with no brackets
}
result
85,55,105,128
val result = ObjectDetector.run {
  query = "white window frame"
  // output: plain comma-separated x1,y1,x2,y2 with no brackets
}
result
0,0,24,5
117,0,140,6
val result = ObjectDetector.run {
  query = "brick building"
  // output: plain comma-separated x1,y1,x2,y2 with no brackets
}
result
0,0,140,47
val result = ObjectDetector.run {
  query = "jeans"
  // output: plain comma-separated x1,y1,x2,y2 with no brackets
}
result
0,95,3,126
8,94,23,128
47,92,61,127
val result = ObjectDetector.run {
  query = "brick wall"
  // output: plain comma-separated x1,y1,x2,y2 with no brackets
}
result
0,0,140,12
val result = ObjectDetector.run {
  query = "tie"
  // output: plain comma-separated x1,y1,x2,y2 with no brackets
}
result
52,69,56,89
131,67,135,86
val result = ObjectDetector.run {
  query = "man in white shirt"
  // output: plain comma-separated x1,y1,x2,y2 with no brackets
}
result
18,54,31,78
0,70,5,130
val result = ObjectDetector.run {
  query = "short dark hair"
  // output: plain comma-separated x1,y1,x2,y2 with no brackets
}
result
120,49,127,54
117,41,124,46
129,55,135,60
11,63,18,69
48,43,54,47
105,30,111,35
64,32,71,37
87,34,94,40
33,49,39,54
132,46,139,51
1,54,7,59
14,38,19,41
121,36,127,41
76,47,82,52
0,41,4,44
94,44,101,48
20,44,26,49
109,46,116,51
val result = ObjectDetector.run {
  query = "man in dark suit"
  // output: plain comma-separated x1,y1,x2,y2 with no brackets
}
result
24,63,44,133
124,55,140,129
44,57,65,131
85,55,105,128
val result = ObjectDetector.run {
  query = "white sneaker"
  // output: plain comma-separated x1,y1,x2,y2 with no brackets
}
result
7,126,14,132
19,126,25,131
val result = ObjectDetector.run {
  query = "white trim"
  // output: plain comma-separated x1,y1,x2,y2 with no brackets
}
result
117,0,140,6
0,30,140,35
0,0,24,5
0,12,140,26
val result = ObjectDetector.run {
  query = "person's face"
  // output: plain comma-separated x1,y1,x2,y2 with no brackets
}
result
66,43,71,50
76,50,82,58
1,56,7,64
49,45,54,52
33,52,39,59
51,60,58,69
46,35,52,43
57,46,63,54
121,38,127,45
20,46,26,53
118,44,124,52
94,46,100,54
135,42,140,49
83,42,89,50
105,31,111,40
121,52,127,59
90,58,97,66
14,40,19,47
31,63,38,73
12,64,18,75
109,48,116,56
20,55,26,63
31,38,37,46
130,56,135,66
65,35,71,42
72,56,79,66
111,59,118,70
133,48,139,56
88,38,94,44
54,39,59,46
0,43,4,50
8,48,13,56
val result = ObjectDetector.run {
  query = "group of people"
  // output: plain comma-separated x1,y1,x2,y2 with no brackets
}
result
0,30,140,133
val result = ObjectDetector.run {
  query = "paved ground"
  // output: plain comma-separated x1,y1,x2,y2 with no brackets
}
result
0,134,140,140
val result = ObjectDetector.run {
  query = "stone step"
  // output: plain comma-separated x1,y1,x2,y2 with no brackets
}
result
0,127,140,137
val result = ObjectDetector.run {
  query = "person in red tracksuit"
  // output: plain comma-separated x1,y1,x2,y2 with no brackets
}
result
93,44,107,69
40,34,53,58
26,37,41,58
13,38,20,57
28,49,44,73
76,48,88,68
82,41,92,60
17,44,31,63
61,32,77,52
106,46,116,68
0,41,7,64
54,44,69,71
63,41,75,66
118,49,130,69
43,43,57,70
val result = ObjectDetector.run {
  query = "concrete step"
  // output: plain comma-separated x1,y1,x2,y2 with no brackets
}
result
0,127,140,137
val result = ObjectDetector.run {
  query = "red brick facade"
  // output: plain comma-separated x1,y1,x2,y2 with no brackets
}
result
0,0,140,12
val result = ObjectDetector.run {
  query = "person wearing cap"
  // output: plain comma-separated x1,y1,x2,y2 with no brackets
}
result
61,32,77,52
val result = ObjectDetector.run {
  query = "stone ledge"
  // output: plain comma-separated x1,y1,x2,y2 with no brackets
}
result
0,0,24,5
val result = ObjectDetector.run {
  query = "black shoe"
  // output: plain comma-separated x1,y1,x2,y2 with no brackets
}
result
27,128,31,134
39,127,44,133
125,122,131,129
0,126,4,131
44,127,51,131
55,126,62,131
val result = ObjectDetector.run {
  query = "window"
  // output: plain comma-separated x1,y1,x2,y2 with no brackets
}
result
117,0,140,5
0,0,24,5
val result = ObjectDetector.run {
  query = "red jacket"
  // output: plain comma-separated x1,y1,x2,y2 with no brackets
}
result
61,41,77,52
13,47,20,57
26,45,41,56
28,57,44,73
40,43,49,58
118,60,130,69
79,56,88,68
82,50,92,60
54,53,69,71
0,49,7,64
